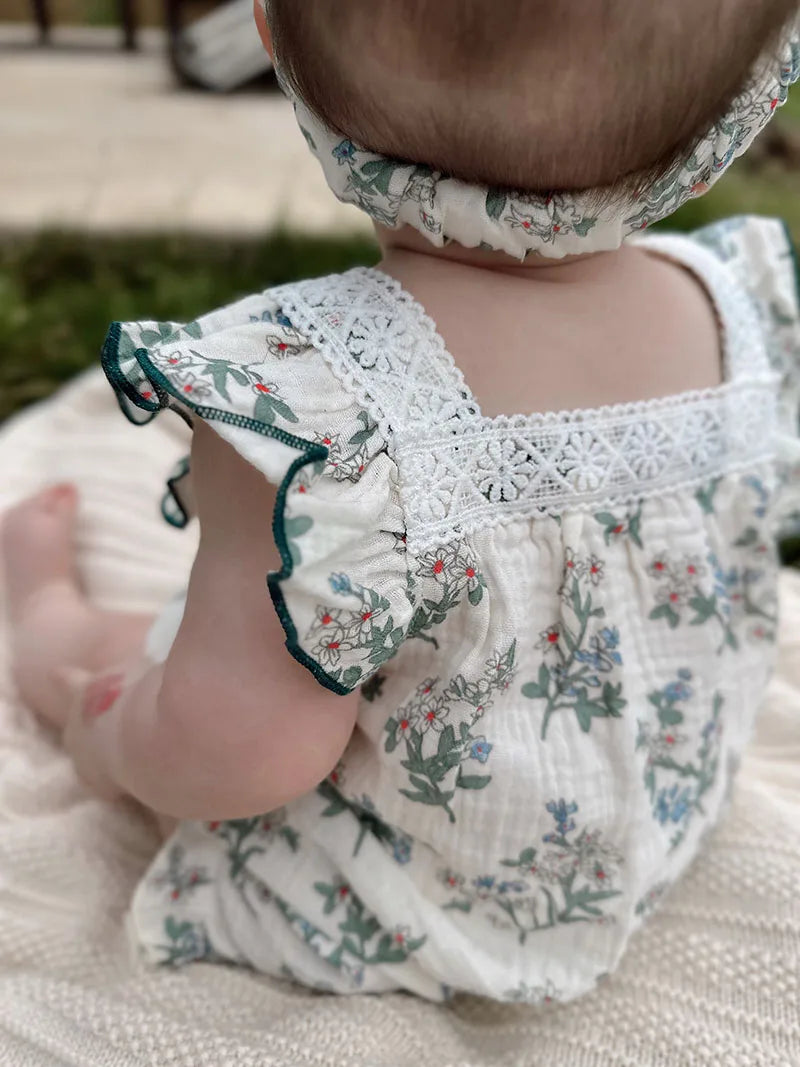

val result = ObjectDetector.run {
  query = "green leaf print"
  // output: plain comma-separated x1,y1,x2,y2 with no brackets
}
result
254,390,299,426
733,527,760,548
360,673,386,703
455,770,492,790
485,189,508,220
308,880,426,981
441,800,623,944
636,673,724,851
317,781,414,864
571,217,598,238
695,478,722,515
384,642,516,823
284,514,313,566
407,543,487,648
157,918,215,966
207,811,300,906
306,574,404,682
358,158,400,195
210,360,232,401
521,553,626,740
594,503,644,548
150,844,211,903
648,602,680,628
647,555,738,653
348,411,379,449
299,124,317,152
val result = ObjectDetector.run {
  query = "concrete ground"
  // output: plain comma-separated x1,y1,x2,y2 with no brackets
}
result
0,25,370,235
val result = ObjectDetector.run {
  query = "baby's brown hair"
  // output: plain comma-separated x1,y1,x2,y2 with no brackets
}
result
267,0,797,193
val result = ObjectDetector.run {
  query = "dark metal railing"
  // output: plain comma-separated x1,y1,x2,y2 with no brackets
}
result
28,0,139,50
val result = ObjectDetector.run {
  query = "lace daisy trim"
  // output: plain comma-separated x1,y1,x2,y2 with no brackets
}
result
276,242,779,552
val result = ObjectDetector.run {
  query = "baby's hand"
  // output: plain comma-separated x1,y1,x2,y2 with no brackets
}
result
60,667,128,802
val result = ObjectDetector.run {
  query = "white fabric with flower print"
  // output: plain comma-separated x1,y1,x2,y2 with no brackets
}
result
111,216,800,1005
277,25,800,259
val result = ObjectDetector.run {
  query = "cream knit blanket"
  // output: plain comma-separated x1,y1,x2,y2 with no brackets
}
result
0,370,798,1067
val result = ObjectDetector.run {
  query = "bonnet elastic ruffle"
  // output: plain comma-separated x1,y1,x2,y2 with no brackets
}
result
278,21,800,259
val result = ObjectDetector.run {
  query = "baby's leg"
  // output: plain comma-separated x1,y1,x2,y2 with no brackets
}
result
2,484,154,730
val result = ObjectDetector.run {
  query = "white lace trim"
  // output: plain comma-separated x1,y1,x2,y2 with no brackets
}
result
276,240,780,552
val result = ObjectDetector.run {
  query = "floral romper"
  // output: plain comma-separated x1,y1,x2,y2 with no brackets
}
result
103,216,800,1004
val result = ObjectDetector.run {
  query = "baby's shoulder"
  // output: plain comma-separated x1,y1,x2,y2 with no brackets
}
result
688,214,798,311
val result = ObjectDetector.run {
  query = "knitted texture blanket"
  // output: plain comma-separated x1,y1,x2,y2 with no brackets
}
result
0,369,798,1067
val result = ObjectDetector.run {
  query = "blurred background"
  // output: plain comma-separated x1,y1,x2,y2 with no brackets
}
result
1,3,799,483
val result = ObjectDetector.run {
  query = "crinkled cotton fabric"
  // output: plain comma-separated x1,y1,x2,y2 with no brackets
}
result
276,26,800,259
101,216,800,1003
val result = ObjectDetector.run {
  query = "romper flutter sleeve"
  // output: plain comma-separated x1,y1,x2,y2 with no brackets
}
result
694,215,800,533
101,288,413,695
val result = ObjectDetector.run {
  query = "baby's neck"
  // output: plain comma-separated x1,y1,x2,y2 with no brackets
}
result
374,224,723,419
375,224,618,285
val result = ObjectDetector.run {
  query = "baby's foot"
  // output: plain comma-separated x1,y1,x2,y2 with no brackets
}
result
2,484,83,626
2,485,155,728
1,485,94,725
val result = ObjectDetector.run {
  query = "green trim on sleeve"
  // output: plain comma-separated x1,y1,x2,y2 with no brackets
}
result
161,455,193,530
100,322,351,697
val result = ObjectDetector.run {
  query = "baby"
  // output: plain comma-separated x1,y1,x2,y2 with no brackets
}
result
3,0,799,1002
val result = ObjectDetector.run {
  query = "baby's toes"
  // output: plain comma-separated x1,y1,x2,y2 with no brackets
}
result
2,484,81,621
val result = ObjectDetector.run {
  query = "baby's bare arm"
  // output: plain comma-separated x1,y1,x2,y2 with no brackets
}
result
67,422,359,819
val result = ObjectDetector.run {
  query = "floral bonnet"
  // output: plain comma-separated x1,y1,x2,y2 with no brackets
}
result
277,20,800,258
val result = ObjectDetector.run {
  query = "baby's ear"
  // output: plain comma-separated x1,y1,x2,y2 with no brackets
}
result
253,0,274,58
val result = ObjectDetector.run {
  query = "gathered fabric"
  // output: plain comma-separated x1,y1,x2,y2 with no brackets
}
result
96,215,800,1002
274,26,800,259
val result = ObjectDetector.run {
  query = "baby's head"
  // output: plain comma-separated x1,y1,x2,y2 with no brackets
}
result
266,0,797,194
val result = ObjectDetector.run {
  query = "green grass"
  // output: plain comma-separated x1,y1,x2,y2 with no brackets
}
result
1,101,799,424
0,230,379,421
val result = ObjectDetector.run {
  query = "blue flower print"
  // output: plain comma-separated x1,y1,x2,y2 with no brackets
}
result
473,875,496,891
522,570,627,739
664,679,693,703
655,785,692,825
333,139,357,164
470,738,493,764
701,718,719,742
744,475,769,518
600,627,619,650
329,572,353,596
545,799,578,839
248,310,294,327
392,835,412,865
442,800,623,941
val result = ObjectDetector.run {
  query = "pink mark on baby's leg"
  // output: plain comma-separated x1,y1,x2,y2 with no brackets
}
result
83,673,125,721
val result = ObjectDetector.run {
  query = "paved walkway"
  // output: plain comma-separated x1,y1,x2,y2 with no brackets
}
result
0,26,370,235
